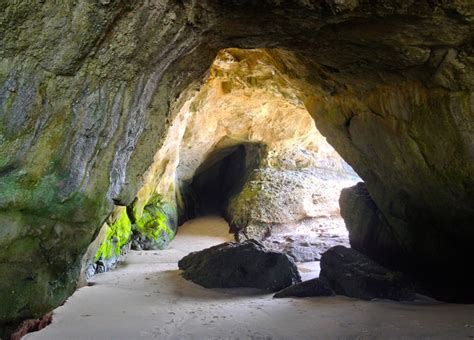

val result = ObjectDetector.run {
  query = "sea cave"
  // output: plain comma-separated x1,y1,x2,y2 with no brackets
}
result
1,1,474,339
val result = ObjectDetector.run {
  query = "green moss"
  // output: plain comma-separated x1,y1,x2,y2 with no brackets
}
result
227,185,259,229
133,194,177,249
95,208,132,261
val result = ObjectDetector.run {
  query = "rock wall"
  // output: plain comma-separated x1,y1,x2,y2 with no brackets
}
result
1,0,473,325
314,83,474,300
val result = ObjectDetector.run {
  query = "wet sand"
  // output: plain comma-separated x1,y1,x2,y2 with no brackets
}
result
26,217,474,340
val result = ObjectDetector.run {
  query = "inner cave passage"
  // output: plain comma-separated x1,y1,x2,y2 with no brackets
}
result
184,143,262,219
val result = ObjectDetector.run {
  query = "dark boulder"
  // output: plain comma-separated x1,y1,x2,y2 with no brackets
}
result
178,240,301,292
320,246,415,301
339,182,404,268
273,278,334,298
339,183,474,303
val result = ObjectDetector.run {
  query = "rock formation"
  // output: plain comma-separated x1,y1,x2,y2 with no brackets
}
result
339,182,401,267
274,245,416,301
77,46,353,289
319,246,416,301
135,48,353,235
178,240,301,292
1,0,473,328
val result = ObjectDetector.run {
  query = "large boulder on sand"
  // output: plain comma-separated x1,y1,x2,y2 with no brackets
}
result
320,246,415,301
178,240,301,292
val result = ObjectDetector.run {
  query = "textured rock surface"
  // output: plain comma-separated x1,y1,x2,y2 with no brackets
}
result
9,312,52,340
273,278,334,298
339,182,402,267
178,240,301,292
340,182,474,301
228,169,337,233
1,0,474,325
320,246,416,301
229,167,357,241
176,49,324,184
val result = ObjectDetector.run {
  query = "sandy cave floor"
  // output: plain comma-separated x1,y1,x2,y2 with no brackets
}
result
26,217,474,340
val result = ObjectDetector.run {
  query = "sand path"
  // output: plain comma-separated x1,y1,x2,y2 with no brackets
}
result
26,217,474,339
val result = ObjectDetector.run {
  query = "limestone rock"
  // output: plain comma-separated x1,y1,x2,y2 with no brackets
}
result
320,246,416,301
178,240,301,292
273,278,334,298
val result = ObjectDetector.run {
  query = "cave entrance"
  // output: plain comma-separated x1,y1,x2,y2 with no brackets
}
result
185,143,263,219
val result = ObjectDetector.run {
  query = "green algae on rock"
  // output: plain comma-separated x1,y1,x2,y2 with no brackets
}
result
94,207,132,262
131,194,178,250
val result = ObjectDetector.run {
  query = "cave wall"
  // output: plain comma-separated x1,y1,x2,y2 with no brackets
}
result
1,0,473,323
0,0,215,324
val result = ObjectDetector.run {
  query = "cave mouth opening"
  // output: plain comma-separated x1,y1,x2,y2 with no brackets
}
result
183,142,264,221
85,47,364,283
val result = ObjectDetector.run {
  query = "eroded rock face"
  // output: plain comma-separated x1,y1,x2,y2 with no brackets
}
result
228,167,357,241
178,240,301,292
137,48,347,219
314,84,474,298
1,0,473,324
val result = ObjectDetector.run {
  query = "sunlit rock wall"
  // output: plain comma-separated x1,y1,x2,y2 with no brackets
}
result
130,49,351,236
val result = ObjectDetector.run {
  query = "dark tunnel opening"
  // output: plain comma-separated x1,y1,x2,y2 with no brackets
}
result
184,143,263,220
